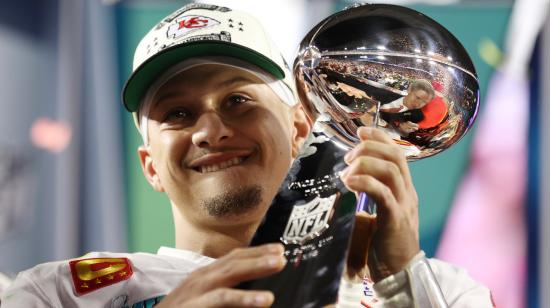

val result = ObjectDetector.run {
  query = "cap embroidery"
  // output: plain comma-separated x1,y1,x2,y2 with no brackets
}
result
167,15,220,40
159,4,231,29
177,31,232,46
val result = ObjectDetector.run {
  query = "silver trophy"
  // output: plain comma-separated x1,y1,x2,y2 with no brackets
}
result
295,3,480,306
243,4,479,307
295,4,479,161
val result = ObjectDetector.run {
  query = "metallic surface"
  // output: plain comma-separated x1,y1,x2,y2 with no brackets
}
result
294,3,480,160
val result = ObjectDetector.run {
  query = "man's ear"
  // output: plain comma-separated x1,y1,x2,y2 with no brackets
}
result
137,145,165,192
290,104,312,159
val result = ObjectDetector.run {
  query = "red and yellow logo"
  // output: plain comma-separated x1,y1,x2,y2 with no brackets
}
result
69,257,133,295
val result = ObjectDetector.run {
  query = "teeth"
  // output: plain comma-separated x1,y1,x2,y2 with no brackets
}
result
199,157,244,173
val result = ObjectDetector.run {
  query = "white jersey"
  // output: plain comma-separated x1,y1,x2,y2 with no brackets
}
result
339,254,494,307
0,247,213,308
1,248,493,307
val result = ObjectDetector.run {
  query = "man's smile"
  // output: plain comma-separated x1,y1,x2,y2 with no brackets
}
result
187,150,253,174
197,157,245,173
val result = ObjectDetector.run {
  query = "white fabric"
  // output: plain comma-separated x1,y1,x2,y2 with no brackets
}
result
2,247,492,307
131,4,292,85
0,248,213,308
337,252,493,307
0,272,12,295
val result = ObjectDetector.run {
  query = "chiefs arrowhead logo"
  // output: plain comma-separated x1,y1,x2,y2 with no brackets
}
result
69,258,133,296
166,15,220,39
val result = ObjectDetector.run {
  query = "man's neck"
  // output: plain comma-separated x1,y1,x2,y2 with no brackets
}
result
171,204,259,258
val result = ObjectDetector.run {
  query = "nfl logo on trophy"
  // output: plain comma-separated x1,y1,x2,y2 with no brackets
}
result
282,195,336,245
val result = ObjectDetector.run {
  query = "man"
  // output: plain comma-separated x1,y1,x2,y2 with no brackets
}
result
380,79,435,136
1,4,492,307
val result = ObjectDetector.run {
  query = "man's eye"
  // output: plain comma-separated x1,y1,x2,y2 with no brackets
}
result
227,94,250,106
163,108,191,122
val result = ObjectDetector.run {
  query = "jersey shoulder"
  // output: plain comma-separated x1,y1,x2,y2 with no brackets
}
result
1,252,160,308
428,258,494,307
1,251,198,308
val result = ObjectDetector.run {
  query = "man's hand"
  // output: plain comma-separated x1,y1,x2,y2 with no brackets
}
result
156,244,286,307
398,121,419,134
340,127,420,282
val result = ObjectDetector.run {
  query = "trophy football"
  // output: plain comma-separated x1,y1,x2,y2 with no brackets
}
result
240,4,479,307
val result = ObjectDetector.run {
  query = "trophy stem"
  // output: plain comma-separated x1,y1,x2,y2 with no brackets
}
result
356,192,377,214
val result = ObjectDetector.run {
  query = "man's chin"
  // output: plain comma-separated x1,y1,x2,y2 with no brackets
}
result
200,185,263,218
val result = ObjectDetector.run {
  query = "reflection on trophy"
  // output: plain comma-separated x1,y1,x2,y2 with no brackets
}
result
241,4,480,308
295,4,479,160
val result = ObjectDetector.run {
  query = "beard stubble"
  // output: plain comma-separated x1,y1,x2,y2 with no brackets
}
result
200,185,263,218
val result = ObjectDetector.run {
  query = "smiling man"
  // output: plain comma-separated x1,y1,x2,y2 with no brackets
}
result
1,3,493,307
138,61,306,258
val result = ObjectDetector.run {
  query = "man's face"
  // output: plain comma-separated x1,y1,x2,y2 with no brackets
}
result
405,89,432,110
141,65,300,226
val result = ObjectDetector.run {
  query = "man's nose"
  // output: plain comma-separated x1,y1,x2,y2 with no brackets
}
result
191,112,234,147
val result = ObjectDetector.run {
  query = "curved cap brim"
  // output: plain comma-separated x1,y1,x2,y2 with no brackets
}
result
122,41,285,112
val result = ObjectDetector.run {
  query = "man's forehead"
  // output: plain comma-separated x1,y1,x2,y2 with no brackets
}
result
412,89,430,96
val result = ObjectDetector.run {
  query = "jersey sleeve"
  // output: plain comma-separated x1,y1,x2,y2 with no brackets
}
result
428,258,494,307
371,253,494,307
1,271,55,308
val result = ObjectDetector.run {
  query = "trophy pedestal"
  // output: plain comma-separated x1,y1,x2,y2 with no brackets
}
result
240,132,357,308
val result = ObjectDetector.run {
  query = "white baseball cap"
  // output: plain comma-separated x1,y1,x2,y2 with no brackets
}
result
122,3,295,112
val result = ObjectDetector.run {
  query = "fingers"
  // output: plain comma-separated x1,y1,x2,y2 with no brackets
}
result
345,127,413,188
189,288,275,308
225,243,285,259
340,128,421,282
341,156,406,203
156,244,286,308
340,127,418,216
188,243,286,290
214,250,287,287
342,171,401,218
357,126,393,144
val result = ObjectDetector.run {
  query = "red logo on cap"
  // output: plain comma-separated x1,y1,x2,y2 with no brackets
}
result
167,15,220,39
179,16,210,29
69,258,133,296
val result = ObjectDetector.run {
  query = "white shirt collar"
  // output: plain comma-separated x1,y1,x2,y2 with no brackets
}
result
157,246,215,266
